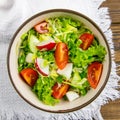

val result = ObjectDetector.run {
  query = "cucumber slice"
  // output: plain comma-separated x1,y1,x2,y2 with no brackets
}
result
28,35,40,53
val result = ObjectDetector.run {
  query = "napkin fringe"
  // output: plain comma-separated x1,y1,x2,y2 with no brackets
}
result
0,107,103,120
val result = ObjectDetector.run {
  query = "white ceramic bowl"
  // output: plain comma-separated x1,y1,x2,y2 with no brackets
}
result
7,9,111,113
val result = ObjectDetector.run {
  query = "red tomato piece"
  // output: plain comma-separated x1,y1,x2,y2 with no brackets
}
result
55,42,69,70
34,21,48,34
79,33,94,50
20,68,38,87
87,62,103,89
52,83,69,99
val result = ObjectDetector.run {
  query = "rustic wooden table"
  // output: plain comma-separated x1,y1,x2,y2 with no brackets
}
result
101,0,120,120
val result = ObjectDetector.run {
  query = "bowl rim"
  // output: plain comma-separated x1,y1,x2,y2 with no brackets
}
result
7,9,111,113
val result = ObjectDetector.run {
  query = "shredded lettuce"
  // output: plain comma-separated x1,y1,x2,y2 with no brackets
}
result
32,76,59,105
70,44,106,68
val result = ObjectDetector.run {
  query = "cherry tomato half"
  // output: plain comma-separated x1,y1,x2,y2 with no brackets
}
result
79,33,94,50
34,21,48,34
55,42,69,70
52,83,69,99
20,68,38,87
87,62,103,89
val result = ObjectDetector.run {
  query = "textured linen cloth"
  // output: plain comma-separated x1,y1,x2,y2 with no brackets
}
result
0,0,120,120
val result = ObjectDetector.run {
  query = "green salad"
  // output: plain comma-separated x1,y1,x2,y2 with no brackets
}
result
18,17,107,105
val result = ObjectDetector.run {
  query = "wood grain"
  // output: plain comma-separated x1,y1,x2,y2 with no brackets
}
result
101,0,120,120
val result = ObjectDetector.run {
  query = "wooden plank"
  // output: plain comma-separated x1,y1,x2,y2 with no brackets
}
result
102,0,120,10
101,99,120,120
110,12,120,23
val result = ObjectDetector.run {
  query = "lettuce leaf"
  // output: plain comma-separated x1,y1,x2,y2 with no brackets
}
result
70,44,106,68
18,29,37,72
32,76,59,105
64,71,90,96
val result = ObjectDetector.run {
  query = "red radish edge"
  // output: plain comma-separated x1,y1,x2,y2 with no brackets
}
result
37,42,56,51
34,22,48,34
35,59,48,76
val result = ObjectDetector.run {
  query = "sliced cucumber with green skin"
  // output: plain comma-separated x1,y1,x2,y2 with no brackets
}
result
28,35,40,53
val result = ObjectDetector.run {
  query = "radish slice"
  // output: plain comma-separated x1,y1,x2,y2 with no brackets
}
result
57,63,73,80
36,39,56,51
35,58,49,76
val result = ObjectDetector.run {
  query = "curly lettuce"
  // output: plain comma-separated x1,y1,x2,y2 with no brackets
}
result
32,76,59,105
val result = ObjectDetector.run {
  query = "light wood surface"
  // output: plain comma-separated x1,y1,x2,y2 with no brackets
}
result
101,0,120,120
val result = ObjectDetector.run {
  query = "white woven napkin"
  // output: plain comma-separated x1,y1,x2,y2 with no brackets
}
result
0,0,120,120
